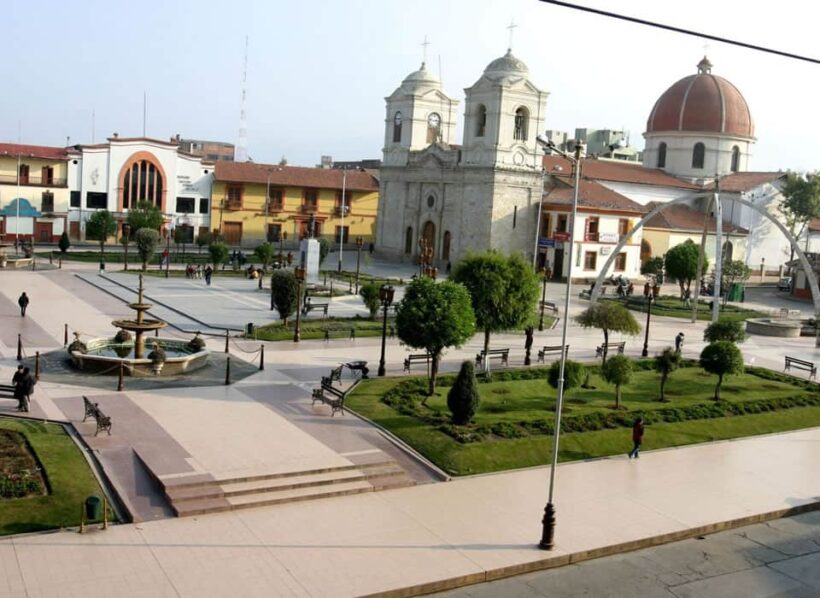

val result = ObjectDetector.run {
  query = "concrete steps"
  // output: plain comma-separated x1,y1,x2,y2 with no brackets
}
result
163,460,414,517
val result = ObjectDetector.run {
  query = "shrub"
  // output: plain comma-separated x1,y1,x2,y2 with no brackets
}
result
447,361,480,425
700,341,744,401
135,228,160,271
208,241,229,269
359,283,381,318
601,354,632,409
703,319,747,344
547,360,585,400
58,231,70,253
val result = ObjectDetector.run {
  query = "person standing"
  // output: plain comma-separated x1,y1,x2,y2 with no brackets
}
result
12,365,25,410
628,417,645,459
204,265,213,286
675,332,685,353
18,292,29,317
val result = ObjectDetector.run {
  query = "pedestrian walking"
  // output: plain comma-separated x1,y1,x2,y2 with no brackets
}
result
204,265,213,286
12,366,26,411
18,292,29,317
683,288,692,307
628,417,644,459
675,331,685,353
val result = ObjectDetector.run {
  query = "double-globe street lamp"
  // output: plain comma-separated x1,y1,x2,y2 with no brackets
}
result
641,280,660,357
355,236,364,294
535,134,585,551
377,284,395,377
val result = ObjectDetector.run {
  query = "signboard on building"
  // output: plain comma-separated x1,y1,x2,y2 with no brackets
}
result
554,231,570,242
598,232,619,243
538,237,556,248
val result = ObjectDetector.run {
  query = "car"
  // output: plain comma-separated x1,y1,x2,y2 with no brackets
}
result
777,277,792,291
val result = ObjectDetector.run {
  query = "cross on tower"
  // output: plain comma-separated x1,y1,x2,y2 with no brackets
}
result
507,19,518,51
421,35,430,64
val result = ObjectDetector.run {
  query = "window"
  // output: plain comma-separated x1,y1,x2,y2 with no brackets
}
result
585,217,600,241
335,226,349,244
614,252,627,272
303,189,318,211
19,164,29,184
41,166,54,185
426,195,435,208
267,223,281,242
176,197,195,213
86,192,108,209
618,219,630,236
335,190,352,215
692,142,705,169
393,112,402,143
41,191,54,213
199,197,209,214
657,142,667,168
584,251,597,270
122,158,163,209
514,107,529,141
226,184,242,208
405,227,413,254
476,104,487,137
442,231,451,261
556,214,568,232
730,146,740,172
177,225,194,244
267,188,283,210
426,113,441,144
70,191,81,208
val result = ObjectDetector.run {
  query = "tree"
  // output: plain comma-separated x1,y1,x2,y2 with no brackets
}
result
447,360,480,425
665,240,708,299
779,172,820,261
703,319,747,344
451,252,539,370
278,156,288,166
575,302,641,363
547,360,585,404
699,341,744,401
126,200,164,232
208,241,229,271
720,260,751,305
58,231,71,253
196,231,213,254
654,347,681,402
359,282,381,318
396,277,476,397
134,228,160,271
601,354,632,409
270,270,299,325
86,210,118,258
318,237,330,264
640,256,664,278
254,242,275,269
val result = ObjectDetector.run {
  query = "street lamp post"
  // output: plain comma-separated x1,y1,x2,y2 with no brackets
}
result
293,266,305,342
338,169,347,273
355,236,364,294
641,283,654,358
279,231,287,262
164,227,171,278
123,224,130,271
536,136,585,551
538,268,549,331
377,284,395,377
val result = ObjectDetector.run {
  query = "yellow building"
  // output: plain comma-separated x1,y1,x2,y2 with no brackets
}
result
211,162,379,248
0,143,72,242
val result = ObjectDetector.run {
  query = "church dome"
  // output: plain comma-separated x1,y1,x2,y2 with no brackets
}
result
483,49,529,78
646,57,754,138
398,62,441,92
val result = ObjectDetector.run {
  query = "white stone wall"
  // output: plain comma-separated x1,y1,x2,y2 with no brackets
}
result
643,131,753,181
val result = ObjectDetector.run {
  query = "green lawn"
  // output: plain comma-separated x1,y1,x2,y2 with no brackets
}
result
601,295,765,322
0,418,107,535
345,366,820,476
253,316,393,341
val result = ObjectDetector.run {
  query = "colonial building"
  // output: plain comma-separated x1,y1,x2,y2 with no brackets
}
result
211,162,379,247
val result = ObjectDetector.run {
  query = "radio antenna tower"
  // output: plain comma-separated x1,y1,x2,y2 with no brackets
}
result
235,36,249,162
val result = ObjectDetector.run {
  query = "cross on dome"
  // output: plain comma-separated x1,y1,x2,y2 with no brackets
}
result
506,19,518,51
421,35,430,64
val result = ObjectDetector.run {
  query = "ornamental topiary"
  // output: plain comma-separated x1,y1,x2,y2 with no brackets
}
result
447,360,480,425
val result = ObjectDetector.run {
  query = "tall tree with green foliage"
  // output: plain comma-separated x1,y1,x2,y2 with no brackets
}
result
208,241,229,271
85,210,117,258
575,302,641,363
126,200,164,232
779,172,820,261
270,270,299,324
396,277,476,397
654,347,681,402
703,319,747,344
640,256,664,278
665,239,708,299
134,228,160,271
547,360,585,404
700,341,744,401
254,242,275,269
359,283,381,318
601,354,632,409
447,360,480,425
451,252,539,370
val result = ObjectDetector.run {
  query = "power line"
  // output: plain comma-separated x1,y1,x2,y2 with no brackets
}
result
538,0,820,66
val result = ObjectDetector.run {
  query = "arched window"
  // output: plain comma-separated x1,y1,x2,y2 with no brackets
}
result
657,142,667,168
730,145,740,172
692,142,705,169
475,105,487,137
392,112,402,143
405,227,413,255
426,113,441,144
123,158,164,210
442,231,451,261
722,241,734,262
514,107,529,141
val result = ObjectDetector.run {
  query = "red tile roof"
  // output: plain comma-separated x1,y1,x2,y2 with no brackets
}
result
644,202,748,234
543,155,700,189
717,172,785,193
0,143,69,161
214,161,379,191
543,179,645,214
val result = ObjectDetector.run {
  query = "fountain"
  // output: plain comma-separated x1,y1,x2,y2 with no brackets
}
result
69,274,209,376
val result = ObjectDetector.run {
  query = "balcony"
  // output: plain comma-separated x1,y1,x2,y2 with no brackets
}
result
333,205,350,217
223,199,242,211
0,174,67,187
265,200,283,213
584,231,599,242
300,203,318,214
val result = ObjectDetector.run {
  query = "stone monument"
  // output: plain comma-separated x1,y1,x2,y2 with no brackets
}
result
300,213,321,282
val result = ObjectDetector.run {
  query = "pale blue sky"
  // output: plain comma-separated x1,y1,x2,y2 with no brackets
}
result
2,0,818,171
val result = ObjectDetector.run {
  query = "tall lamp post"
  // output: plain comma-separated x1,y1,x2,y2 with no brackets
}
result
536,135,585,551
164,225,172,278
355,236,364,293
538,267,549,331
337,168,347,273
123,223,130,271
641,282,655,357
377,284,395,377
293,266,305,342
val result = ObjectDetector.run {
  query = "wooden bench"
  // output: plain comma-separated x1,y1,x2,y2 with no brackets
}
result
328,365,343,384
596,342,625,359
302,300,330,317
475,348,510,367
82,396,112,436
537,345,569,364
784,356,817,379
404,353,431,372
540,300,559,314
0,383,14,399
311,382,349,416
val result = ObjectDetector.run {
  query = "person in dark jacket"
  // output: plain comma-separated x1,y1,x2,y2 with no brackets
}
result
628,417,644,459
12,365,25,410
18,292,29,317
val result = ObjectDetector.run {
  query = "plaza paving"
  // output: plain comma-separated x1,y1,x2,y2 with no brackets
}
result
0,261,818,597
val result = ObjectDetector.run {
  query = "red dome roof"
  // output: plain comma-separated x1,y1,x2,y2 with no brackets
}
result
646,58,754,138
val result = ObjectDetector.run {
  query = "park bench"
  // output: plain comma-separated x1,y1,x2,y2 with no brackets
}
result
404,353,431,372
328,365,344,384
595,342,625,359
537,345,569,364
82,396,112,436
302,299,330,317
540,300,559,314
784,356,817,379
311,381,350,416
0,383,14,399
475,348,510,368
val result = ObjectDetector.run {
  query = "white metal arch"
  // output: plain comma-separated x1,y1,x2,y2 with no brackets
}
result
589,193,820,315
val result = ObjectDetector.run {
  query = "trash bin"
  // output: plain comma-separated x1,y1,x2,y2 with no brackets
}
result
246,322,254,335
99,261,105,272
728,283,743,302
85,495,102,521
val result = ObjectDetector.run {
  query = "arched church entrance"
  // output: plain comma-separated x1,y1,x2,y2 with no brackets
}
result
422,220,436,257
722,241,733,262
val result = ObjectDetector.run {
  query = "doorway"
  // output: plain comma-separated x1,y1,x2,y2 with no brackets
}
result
422,220,435,256
553,248,565,279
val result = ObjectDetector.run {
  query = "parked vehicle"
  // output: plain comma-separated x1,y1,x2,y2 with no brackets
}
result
777,276,792,291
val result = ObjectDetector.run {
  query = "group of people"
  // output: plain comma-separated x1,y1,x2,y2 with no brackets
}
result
185,264,204,279
11,365,35,412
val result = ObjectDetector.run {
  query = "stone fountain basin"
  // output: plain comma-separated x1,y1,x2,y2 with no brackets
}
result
112,318,167,331
70,337,209,376
745,318,802,338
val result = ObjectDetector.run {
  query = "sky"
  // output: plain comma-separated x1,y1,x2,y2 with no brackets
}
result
2,0,819,171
